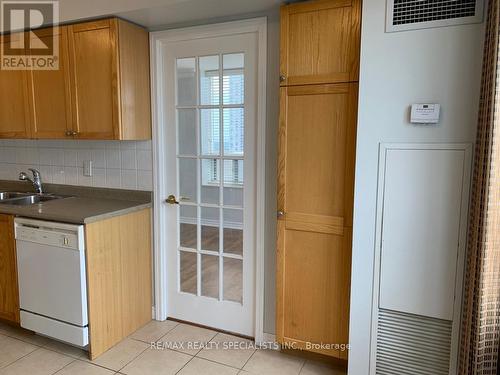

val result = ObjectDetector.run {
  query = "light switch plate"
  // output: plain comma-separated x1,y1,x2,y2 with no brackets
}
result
83,160,92,177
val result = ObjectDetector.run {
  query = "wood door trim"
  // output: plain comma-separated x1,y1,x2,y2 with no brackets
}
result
287,0,353,14
22,70,32,138
344,83,358,225
110,18,121,140
285,221,344,236
285,212,344,236
67,23,79,136
348,0,361,82
279,5,289,86
277,87,287,214
287,83,350,95
286,74,352,87
276,219,286,342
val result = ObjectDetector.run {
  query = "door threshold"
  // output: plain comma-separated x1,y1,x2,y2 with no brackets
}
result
167,317,254,341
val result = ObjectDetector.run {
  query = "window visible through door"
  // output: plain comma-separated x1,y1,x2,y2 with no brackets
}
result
199,55,245,188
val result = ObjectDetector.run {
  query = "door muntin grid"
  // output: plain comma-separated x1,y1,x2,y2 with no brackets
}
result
176,53,245,304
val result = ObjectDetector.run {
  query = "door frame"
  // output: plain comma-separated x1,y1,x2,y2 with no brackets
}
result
150,17,267,342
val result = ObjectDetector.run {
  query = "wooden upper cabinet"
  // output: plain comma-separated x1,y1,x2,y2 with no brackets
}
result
280,0,361,86
68,20,117,139
0,215,20,324
28,27,73,139
0,18,151,140
67,18,151,140
0,35,31,139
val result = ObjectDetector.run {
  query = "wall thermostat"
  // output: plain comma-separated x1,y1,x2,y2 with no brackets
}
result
410,104,440,124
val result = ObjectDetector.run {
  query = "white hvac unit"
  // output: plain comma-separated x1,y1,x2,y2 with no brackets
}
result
386,0,485,32
370,143,473,375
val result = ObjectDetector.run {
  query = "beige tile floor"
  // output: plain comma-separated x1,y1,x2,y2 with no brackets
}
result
0,320,347,375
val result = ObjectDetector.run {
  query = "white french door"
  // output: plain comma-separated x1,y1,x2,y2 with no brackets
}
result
159,30,258,336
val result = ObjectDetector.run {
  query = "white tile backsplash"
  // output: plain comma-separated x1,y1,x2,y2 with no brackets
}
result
121,148,137,170
0,140,153,191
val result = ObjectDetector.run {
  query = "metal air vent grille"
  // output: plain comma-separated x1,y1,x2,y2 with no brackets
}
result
386,0,484,32
376,309,453,375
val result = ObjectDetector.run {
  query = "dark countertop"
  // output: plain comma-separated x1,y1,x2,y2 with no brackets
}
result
0,181,152,224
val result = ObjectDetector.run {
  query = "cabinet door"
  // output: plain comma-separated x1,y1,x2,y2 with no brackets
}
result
0,215,19,324
68,19,119,139
276,84,357,359
28,27,73,139
0,35,31,139
280,0,361,86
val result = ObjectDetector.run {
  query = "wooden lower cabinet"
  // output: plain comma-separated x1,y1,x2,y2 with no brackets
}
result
0,215,20,324
85,208,152,359
276,83,357,360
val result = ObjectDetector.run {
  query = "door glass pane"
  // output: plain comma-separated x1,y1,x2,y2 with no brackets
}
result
223,108,244,156
178,109,197,155
180,205,197,250
201,207,220,252
223,159,243,185
223,257,242,303
223,159,243,207
200,55,219,105
201,159,220,204
200,109,220,155
179,158,197,203
202,254,219,299
180,251,197,295
223,209,243,256
176,58,196,106
224,186,243,207
223,53,244,105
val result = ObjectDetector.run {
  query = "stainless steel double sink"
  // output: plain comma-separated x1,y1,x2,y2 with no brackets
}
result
0,192,67,206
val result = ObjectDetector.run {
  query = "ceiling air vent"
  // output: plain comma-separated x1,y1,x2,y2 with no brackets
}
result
386,0,484,32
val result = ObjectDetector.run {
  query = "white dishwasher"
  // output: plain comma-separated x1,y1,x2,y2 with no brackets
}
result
15,218,89,347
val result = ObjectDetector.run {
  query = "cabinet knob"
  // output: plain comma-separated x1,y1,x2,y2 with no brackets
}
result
279,74,286,83
277,210,285,219
65,130,72,136
72,131,78,136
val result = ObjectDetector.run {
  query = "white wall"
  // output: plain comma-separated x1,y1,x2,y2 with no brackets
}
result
349,1,485,374
0,140,153,190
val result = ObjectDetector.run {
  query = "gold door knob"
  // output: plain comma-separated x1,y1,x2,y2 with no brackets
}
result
165,195,179,205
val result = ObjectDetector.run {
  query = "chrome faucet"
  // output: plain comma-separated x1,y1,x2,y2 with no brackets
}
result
19,168,43,194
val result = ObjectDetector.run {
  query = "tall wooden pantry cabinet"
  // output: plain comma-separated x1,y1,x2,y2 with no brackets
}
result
276,0,361,361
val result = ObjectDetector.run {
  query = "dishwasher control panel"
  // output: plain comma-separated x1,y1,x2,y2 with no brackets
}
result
15,218,84,251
